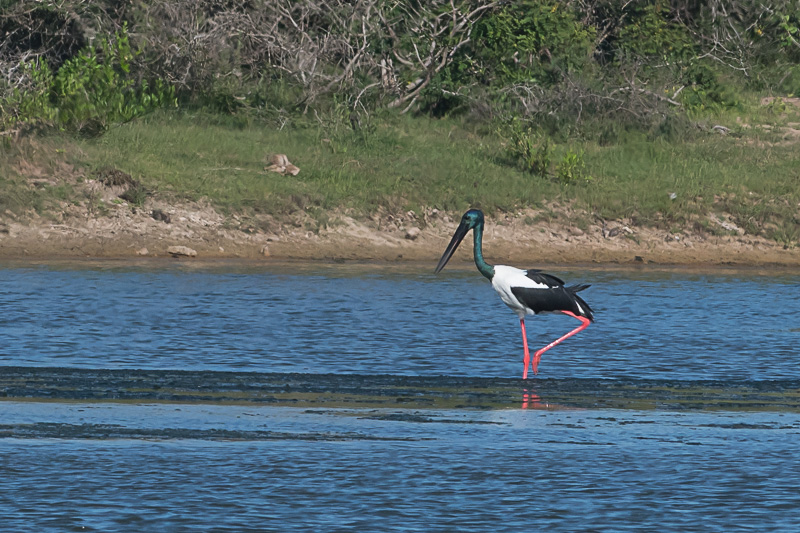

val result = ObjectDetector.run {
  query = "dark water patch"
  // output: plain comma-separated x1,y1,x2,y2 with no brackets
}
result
541,439,616,446
0,422,419,442
358,412,505,424
695,422,798,430
3,366,800,412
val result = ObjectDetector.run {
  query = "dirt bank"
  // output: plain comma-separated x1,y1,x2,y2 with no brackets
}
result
2,197,799,268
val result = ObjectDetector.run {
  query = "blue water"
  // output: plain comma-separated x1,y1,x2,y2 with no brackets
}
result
3,405,800,532
2,261,800,531
1,261,798,379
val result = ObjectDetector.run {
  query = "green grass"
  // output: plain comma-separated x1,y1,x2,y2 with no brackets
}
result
5,105,800,243
580,134,800,243
72,110,560,215
0,136,76,218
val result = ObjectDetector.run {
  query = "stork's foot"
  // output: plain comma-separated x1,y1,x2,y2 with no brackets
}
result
531,350,544,376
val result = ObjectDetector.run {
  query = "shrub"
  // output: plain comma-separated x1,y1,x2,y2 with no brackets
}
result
615,4,694,64
1,57,58,131
506,121,552,177
472,1,595,86
51,23,175,134
2,23,175,135
556,149,593,185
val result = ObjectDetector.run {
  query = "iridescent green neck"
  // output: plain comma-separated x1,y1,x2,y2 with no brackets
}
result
472,222,494,280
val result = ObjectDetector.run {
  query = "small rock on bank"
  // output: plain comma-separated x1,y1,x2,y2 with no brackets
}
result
405,227,421,240
167,245,197,257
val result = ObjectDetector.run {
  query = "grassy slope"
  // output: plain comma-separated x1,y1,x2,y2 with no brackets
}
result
3,103,800,246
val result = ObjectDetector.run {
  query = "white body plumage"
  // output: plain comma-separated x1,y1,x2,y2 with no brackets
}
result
491,265,549,318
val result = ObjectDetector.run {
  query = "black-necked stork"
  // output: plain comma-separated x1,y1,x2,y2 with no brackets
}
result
435,209,594,378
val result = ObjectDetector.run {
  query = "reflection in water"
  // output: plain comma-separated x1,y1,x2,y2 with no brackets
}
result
521,388,538,409
521,388,561,409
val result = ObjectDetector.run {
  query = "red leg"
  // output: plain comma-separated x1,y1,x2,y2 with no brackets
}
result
520,318,531,380
531,311,591,375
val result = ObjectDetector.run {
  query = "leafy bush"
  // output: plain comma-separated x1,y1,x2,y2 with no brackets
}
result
504,120,593,184
556,149,593,185
2,23,174,135
472,1,595,86
1,58,57,130
678,63,740,113
51,24,175,134
615,4,694,64
506,121,552,177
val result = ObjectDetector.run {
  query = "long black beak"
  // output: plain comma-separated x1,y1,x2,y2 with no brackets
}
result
434,221,470,273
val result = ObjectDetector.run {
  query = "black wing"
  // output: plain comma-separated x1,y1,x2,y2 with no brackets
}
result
511,280,594,321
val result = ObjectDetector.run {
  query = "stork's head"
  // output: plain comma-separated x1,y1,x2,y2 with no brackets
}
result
434,209,485,273
460,209,484,229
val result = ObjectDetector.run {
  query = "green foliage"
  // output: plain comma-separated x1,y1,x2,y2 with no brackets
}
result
2,23,175,134
419,1,599,117
504,120,593,184
609,4,740,115
472,1,595,85
616,4,694,63
506,121,552,177
678,63,740,113
313,99,378,154
776,66,800,96
51,24,175,134
1,58,58,129
753,6,800,62
556,149,593,185
766,8,800,94
776,11,800,54
5,0,800,143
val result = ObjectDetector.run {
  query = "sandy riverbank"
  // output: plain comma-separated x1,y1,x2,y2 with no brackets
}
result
2,201,799,268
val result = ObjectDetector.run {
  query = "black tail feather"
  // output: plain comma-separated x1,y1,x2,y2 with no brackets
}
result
567,284,594,321
567,283,591,293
